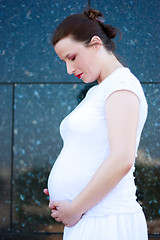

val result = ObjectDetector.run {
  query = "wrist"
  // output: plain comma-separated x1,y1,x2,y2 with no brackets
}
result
70,199,86,216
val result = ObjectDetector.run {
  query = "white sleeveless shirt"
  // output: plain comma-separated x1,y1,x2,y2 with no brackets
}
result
48,67,148,216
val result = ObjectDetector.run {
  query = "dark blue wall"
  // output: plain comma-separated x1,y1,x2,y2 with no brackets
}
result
0,0,159,239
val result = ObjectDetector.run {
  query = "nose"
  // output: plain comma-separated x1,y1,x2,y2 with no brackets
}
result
66,61,75,75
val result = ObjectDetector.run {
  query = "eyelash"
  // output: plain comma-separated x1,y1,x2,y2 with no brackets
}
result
71,56,76,61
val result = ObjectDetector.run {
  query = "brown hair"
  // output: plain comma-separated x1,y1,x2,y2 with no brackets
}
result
52,8,121,52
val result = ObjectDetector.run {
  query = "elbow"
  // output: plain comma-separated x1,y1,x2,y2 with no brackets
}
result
121,152,135,174
124,158,133,173
112,150,135,174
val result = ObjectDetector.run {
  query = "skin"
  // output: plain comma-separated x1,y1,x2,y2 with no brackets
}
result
44,36,139,227
54,35,123,84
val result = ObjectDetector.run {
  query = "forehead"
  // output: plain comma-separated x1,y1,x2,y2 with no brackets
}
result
54,36,84,59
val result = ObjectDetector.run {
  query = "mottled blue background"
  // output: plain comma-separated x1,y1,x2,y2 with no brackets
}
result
0,0,159,239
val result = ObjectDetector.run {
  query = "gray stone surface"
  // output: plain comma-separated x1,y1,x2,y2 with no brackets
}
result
91,0,160,83
0,85,13,231
12,83,85,231
0,0,159,236
0,0,87,83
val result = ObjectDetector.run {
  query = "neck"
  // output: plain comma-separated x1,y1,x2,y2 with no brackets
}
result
97,50,123,84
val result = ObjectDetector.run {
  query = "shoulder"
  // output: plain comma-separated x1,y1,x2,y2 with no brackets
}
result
99,67,145,103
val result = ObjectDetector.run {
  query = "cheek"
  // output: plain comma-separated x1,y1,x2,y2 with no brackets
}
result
78,53,94,70
78,54,99,77
88,61,99,75
82,59,95,72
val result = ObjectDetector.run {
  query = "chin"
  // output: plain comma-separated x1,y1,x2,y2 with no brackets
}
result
82,78,96,84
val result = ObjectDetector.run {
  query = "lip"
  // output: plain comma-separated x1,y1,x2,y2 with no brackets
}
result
76,73,83,79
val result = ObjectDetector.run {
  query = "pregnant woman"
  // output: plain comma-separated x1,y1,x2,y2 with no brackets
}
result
44,8,148,240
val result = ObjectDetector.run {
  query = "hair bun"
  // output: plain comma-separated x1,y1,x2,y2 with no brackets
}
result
105,24,117,39
83,7,104,21
83,8,118,40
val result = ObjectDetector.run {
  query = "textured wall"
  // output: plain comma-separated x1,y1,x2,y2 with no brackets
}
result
0,0,159,239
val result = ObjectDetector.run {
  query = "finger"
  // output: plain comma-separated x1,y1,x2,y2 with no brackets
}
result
52,201,60,207
55,217,61,222
49,202,58,210
64,223,70,227
51,210,59,218
43,188,49,196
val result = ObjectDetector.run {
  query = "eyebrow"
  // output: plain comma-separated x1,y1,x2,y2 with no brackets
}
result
65,53,73,60
65,53,69,59
61,52,75,62
60,53,69,62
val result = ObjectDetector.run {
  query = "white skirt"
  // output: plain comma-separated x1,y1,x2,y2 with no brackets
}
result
63,210,148,240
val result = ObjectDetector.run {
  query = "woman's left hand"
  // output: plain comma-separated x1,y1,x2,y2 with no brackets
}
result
49,200,82,227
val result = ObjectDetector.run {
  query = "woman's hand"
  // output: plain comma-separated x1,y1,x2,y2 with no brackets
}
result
43,188,82,227
49,200,82,227
43,188,49,196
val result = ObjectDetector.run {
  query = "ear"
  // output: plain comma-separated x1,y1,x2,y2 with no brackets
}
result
90,36,102,50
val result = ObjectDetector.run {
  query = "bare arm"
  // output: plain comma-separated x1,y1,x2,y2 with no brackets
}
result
50,90,139,226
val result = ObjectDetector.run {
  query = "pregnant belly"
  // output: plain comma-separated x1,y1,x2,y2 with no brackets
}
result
48,153,95,202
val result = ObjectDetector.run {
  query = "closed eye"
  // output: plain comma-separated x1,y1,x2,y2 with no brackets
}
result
71,56,76,61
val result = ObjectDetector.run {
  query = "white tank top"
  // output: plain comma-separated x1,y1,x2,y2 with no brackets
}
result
48,67,148,216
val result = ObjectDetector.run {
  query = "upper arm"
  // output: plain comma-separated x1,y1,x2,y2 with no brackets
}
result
105,90,139,161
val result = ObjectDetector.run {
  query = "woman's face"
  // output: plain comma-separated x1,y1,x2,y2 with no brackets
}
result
54,36,101,84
